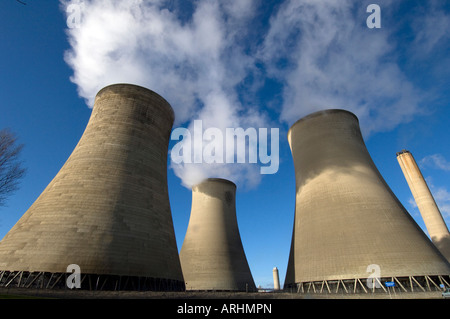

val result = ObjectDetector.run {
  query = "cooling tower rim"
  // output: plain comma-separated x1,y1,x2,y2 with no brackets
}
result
95,83,175,121
193,177,237,189
288,109,358,135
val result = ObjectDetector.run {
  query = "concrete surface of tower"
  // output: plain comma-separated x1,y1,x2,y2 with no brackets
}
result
284,109,450,291
180,178,256,291
397,150,450,262
0,84,184,290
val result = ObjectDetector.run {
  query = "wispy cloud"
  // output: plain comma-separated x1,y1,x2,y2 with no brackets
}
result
411,0,450,58
420,154,450,172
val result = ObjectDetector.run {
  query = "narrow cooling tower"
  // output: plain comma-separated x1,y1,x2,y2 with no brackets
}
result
397,150,450,261
0,84,184,291
180,178,256,291
284,109,450,292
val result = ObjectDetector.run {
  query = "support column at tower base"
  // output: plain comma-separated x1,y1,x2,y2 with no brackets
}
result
284,275,450,295
0,270,185,291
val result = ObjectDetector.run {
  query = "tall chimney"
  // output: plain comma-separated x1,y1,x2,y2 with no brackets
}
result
273,267,280,291
397,150,450,261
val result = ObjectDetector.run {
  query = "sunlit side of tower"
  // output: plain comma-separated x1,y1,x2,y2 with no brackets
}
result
0,84,184,290
397,150,450,262
180,178,256,291
284,109,450,291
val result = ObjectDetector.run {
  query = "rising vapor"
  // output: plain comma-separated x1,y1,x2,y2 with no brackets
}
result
61,0,445,188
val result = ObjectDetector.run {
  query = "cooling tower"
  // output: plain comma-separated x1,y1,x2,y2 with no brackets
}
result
284,109,450,292
180,178,256,291
397,150,450,262
0,84,184,291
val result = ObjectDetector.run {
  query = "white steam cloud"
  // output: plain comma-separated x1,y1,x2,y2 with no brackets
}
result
257,0,425,136
62,0,260,123
61,0,446,189
61,0,270,189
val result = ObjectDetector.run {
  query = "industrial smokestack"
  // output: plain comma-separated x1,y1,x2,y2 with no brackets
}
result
284,109,450,292
397,150,450,262
273,267,280,291
0,84,184,291
180,178,256,291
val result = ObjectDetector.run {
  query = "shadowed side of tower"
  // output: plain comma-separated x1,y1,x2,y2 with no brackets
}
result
180,178,256,291
284,109,450,291
0,84,184,290
397,150,450,262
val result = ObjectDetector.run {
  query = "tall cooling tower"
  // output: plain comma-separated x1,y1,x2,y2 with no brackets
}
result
397,150,450,261
284,109,450,293
0,84,184,291
180,178,256,291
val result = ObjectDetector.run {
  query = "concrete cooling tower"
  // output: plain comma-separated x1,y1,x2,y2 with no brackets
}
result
284,109,450,293
397,150,450,262
180,178,256,291
0,84,184,291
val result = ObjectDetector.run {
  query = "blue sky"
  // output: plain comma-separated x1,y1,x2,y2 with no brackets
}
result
0,0,449,288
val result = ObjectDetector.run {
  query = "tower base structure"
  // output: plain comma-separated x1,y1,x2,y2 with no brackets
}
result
285,275,450,295
0,270,185,291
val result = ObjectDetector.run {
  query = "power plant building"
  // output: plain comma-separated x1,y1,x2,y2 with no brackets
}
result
0,84,184,291
397,150,450,262
284,109,450,293
180,178,256,291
